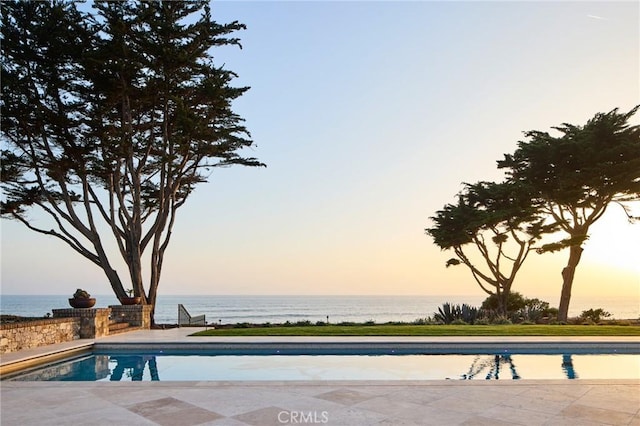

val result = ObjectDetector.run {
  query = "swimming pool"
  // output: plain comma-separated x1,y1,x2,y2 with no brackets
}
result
5,344,639,381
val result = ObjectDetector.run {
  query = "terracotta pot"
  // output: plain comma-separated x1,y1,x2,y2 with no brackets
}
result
69,298,96,308
121,297,142,305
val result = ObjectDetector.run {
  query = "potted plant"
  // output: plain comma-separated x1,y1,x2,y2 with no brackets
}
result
120,289,142,305
68,288,96,308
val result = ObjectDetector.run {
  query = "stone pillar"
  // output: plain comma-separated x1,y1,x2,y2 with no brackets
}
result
109,305,153,329
52,308,111,338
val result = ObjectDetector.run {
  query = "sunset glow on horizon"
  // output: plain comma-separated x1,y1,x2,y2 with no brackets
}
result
1,1,638,315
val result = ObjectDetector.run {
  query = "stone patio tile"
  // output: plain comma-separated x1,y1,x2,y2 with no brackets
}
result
231,406,289,426
126,396,223,426
0,402,156,426
460,415,520,425
169,386,298,417
575,393,640,415
454,386,519,404
478,404,554,425
265,384,340,397
90,386,173,405
517,385,591,403
204,419,250,426
384,386,457,405
0,407,72,426
4,386,95,409
192,419,246,426
384,405,474,425
475,384,532,396
314,387,378,405
499,393,571,416
425,394,501,415
543,416,612,426
49,406,158,426
27,390,126,419
354,395,433,417
560,403,634,425
377,419,428,426
278,394,346,413
317,406,388,425
585,383,640,393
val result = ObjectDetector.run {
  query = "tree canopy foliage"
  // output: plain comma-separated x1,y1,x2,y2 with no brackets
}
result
426,181,554,314
1,0,263,319
498,106,640,321
427,106,639,320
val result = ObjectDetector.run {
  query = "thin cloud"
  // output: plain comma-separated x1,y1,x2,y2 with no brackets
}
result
587,14,607,21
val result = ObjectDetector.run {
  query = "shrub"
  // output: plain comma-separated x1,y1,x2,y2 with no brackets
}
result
414,317,438,325
546,307,559,319
481,292,527,313
451,319,468,325
579,308,611,323
482,293,557,324
517,298,552,323
491,316,512,325
475,318,491,325
608,320,631,326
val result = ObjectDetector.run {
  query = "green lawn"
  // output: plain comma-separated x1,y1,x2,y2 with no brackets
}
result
192,324,640,337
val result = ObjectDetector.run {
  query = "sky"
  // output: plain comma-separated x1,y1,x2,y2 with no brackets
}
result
1,1,639,307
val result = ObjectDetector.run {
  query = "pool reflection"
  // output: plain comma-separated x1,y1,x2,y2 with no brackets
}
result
7,352,637,381
7,355,110,381
562,354,577,379
108,355,159,381
460,355,522,380
460,354,581,380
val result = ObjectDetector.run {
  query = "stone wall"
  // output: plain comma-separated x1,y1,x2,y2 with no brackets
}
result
0,318,80,354
1,305,153,354
52,308,111,338
110,305,153,329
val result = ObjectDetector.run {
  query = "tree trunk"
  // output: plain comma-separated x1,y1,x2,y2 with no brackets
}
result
148,285,158,326
557,245,584,322
105,267,126,300
499,281,513,318
498,290,508,317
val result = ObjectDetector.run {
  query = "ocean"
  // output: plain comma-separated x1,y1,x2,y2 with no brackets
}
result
1,294,638,325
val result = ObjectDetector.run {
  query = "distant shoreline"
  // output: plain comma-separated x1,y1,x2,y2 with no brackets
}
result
2,294,638,326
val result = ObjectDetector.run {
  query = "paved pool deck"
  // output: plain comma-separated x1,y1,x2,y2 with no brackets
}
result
1,328,639,425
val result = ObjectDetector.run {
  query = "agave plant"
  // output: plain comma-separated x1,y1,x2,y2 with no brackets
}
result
434,302,480,324
460,304,479,324
434,303,459,324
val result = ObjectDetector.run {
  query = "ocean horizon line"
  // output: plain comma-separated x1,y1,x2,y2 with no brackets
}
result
2,293,485,298
2,294,638,323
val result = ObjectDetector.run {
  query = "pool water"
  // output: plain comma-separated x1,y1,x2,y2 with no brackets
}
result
6,353,640,381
